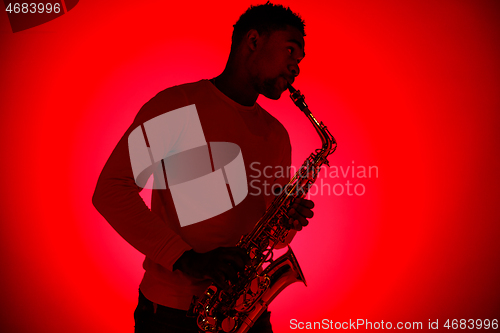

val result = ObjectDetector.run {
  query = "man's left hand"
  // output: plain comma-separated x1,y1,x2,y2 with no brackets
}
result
286,197,314,231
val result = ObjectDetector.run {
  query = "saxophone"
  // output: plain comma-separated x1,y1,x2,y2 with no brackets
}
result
188,83,337,333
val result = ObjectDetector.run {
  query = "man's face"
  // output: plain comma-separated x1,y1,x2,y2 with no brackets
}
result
250,26,305,100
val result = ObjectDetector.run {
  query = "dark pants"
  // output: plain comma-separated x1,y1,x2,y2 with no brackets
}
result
134,289,273,333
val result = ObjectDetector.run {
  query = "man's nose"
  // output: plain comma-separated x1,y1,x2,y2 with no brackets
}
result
288,63,300,77
289,63,300,77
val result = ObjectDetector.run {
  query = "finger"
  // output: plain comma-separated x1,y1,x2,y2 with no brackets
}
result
288,206,313,221
290,214,309,229
293,219,303,231
220,248,250,268
296,215,309,227
220,254,245,270
234,247,251,265
290,200,299,210
296,198,315,209
209,271,230,290
295,205,314,219
217,263,239,284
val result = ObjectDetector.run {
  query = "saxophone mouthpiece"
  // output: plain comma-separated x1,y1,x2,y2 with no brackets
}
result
287,83,308,111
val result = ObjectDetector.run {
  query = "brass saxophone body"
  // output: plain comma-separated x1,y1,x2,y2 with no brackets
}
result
189,84,337,333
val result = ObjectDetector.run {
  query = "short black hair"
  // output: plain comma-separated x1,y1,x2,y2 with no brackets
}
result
231,2,305,51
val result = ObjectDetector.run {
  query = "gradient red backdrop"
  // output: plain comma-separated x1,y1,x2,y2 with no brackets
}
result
1,1,499,332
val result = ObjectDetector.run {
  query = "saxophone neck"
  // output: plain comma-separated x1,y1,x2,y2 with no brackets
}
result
288,83,337,156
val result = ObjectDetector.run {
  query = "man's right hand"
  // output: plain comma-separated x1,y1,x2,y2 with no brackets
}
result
173,247,251,289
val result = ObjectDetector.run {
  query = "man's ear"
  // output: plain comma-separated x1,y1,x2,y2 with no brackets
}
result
245,29,260,51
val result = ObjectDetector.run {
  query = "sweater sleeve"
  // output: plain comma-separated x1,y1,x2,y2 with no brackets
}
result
92,87,192,271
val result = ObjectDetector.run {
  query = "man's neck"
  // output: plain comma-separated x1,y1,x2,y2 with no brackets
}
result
211,70,259,107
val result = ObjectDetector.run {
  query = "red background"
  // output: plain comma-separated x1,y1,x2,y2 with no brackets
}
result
1,1,499,332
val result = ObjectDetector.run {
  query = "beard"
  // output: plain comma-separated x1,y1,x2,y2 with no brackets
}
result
259,77,286,100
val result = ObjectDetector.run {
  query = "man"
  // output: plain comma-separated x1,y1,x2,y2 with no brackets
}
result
92,3,313,332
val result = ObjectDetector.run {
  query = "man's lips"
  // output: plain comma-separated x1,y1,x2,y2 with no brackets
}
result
283,76,295,85
280,76,294,91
